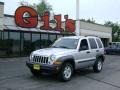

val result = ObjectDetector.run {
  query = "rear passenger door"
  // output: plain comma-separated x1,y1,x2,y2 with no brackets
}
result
88,38,98,61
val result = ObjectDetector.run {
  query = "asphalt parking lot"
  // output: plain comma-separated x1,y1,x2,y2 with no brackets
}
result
0,55,120,90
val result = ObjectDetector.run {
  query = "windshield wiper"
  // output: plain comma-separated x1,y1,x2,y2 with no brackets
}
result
59,46,70,49
51,46,59,48
51,46,71,49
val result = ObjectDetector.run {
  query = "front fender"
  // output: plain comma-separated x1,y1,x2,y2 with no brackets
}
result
56,55,75,69
58,55,75,62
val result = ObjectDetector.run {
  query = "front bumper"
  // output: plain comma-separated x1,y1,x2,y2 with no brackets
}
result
26,61,61,74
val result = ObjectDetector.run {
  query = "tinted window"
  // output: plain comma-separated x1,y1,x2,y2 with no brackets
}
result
0,32,2,40
32,34,40,50
80,39,89,50
41,34,49,48
89,38,97,49
0,32,9,57
52,38,79,49
23,33,32,55
96,39,103,48
9,32,20,56
49,34,56,45
57,35,63,39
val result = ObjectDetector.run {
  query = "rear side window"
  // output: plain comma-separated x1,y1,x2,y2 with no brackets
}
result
96,39,103,48
88,38,97,49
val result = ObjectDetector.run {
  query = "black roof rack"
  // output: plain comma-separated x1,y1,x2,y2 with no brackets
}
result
85,35,98,37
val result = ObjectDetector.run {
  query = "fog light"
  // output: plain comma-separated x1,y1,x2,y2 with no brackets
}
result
53,60,62,65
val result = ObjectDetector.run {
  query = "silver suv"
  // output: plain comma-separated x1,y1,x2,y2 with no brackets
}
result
26,36,105,81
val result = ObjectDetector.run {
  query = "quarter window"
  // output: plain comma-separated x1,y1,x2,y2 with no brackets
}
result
89,38,97,49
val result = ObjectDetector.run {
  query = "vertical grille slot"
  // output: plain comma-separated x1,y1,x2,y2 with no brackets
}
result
33,55,48,64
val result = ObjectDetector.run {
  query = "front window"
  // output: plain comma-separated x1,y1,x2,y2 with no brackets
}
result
52,38,79,49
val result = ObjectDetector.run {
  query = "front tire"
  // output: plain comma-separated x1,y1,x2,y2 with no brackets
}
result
93,58,103,73
58,63,74,82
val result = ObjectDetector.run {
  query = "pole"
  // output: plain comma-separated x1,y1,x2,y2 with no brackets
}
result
76,0,80,36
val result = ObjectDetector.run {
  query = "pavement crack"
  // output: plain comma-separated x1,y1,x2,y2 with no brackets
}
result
84,75,120,89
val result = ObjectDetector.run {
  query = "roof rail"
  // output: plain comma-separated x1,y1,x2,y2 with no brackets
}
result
85,35,98,37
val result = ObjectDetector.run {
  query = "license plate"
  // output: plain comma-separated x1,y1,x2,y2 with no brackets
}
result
33,64,40,70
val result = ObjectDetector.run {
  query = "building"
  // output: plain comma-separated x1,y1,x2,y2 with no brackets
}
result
0,2,112,57
80,21,112,46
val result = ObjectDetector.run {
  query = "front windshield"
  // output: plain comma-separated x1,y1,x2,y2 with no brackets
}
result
52,38,79,49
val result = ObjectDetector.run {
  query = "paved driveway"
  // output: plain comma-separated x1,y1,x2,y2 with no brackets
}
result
0,55,120,90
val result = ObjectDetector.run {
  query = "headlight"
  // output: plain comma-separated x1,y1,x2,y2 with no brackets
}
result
48,54,56,65
50,54,56,61
30,53,34,60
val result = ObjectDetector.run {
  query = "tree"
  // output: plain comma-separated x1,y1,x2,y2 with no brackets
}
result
20,0,52,16
36,0,52,16
104,21,120,42
80,18,95,23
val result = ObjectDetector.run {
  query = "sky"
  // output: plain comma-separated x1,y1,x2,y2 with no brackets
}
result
1,0,120,24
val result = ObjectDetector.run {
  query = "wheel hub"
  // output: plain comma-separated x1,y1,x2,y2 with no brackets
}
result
98,61,102,70
63,65,72,79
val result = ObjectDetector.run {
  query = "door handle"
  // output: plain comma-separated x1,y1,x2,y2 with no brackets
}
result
86,51,90,54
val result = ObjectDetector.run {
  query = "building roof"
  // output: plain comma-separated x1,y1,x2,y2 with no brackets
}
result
3,14,112,34
3,14,111,28
3,14,62,34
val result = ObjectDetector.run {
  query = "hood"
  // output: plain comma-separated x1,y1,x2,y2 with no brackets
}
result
32,48,76,56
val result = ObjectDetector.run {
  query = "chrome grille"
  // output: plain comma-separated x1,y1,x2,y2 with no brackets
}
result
33,56,49,64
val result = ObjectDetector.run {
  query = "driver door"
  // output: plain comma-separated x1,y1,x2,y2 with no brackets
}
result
76,39,93,68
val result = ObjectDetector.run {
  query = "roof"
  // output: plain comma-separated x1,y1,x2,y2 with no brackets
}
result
62,36,99,39
3,15,62,34
63,36,84,39
3,14,112,35
79,20,111,28
3,14,110,28
4,25,61,34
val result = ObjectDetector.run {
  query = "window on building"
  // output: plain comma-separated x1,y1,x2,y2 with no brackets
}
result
89,38,97,49
3,32,8,40
41,33,49,48
57,35,63,39
22,33,32,56
9,32,20,56
0,32,9,57
0,31,2,40
0,32,2,48
49,34,56,45
32,33,40,50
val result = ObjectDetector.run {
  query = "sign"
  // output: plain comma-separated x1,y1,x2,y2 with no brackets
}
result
15,6,75,32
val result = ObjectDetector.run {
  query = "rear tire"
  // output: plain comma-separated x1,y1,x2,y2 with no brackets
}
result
93,58,103,73
58,63,74,82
